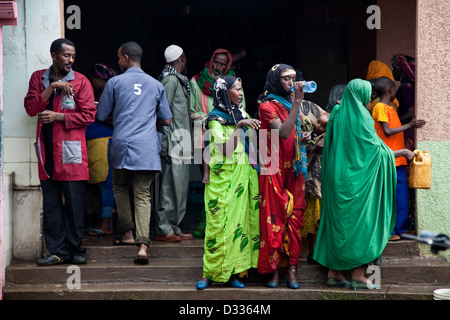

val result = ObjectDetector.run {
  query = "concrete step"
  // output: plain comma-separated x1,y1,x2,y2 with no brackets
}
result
5,258,203,285
3,282,445,300
5,255,448,286
4,238,449,300
379,239,421,257
83,238,205,260
81,237,424,261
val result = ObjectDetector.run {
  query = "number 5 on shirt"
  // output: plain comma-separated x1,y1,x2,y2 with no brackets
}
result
134,84,142,95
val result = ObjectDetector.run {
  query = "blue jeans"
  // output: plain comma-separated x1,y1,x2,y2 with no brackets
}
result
393,166,409,235
98,167,114,219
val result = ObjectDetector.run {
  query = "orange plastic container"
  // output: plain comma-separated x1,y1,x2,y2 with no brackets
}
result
409,150,431,189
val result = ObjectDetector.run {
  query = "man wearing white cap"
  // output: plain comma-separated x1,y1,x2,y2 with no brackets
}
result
155,45,193,242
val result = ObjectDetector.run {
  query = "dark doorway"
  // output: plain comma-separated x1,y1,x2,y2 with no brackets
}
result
65,0,376,116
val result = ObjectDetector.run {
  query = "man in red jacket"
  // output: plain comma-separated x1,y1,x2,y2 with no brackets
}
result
24,38,96,266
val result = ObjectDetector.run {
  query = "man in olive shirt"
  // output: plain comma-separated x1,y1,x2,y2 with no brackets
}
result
155,45,193,242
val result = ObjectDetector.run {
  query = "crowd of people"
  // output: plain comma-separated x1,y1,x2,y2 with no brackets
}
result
24,38,424,291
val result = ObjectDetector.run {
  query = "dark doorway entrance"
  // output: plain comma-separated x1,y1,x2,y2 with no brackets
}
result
64,0,376,116
67,0,378,236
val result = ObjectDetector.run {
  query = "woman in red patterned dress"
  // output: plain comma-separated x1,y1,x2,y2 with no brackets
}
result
257,64,311,289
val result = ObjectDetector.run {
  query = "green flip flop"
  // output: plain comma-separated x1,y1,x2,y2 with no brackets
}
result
350,280,379,290
327,278,351,288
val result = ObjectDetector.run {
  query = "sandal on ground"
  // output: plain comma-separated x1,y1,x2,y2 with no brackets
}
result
113,238,136,246
134,253,148,265
225,279,245,288
287,280,301,289
350,280,379,290
389,234,401,241
327,278,351,288
196,278,211,290
266,280,279,288
88,227,112,236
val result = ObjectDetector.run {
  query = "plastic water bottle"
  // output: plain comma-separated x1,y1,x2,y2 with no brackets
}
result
291,81,317,93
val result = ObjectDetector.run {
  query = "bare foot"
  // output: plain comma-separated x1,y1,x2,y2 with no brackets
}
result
134,244,148,264
351,265,367,282
116,229,135,244
97,218,112,235
328,269,346,281
351,265,378,288
137,244,148,257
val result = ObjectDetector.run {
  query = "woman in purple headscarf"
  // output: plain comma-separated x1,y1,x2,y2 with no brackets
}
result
392,54,415,150
86,64,117,236
391,54,417,235
89,63,117,101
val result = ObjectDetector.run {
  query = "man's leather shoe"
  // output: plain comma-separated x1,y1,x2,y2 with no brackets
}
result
37,254,65,266
72,255,87,264
178,232,193,240
154,234,181,242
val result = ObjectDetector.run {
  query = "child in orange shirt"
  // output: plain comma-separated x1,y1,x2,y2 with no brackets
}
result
372,77,426,240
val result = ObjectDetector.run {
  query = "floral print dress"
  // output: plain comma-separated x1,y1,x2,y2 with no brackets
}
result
202,120,260,282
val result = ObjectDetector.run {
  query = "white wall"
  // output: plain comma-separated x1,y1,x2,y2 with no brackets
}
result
2,0,62,262
1,173,13,290
3,0,62,187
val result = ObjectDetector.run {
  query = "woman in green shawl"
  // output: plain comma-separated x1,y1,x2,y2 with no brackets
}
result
312,79,414,289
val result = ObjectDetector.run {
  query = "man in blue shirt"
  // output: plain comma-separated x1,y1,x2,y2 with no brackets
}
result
96,41,172,264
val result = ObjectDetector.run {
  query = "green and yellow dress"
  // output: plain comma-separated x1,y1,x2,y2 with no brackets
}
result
202,119,260,282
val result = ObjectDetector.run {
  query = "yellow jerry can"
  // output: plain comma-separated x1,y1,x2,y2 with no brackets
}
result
409,150,431,189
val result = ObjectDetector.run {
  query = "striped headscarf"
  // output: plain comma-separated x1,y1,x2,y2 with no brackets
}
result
205,76,259,172
194,49,235,96
90,63,116,81
206,76,247,127
392,54,415,84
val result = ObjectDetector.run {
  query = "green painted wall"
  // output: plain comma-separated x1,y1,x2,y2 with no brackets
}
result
415,141,450,262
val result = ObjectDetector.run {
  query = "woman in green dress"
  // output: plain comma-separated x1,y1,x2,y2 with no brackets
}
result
312,79,415,289
196,76,260,289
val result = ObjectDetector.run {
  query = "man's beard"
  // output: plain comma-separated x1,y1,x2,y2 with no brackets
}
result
62,64,72,75
211,69,224,79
